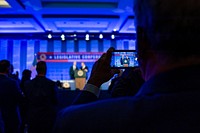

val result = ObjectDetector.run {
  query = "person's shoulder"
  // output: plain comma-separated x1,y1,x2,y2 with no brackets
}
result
59,96,141,116
45,77,54,82
6,76,19,84
54,96,143,131
45,77,57,85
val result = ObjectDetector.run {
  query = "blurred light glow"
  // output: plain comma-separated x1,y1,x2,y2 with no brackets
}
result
61,34,65,40
85,34,89,38
111,34,115,39
0,0,11,8
48,34,52,39
99,34,103,39
85,34,89,41
85,37,89,41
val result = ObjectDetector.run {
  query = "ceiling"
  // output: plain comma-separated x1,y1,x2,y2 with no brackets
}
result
0,0,135,35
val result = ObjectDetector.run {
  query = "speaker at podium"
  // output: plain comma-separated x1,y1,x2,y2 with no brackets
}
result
74,69,86,90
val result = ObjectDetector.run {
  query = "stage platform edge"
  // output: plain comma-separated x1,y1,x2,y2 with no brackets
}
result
55,80,111,90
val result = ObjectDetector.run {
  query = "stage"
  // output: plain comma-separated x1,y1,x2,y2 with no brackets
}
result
57,80,111,90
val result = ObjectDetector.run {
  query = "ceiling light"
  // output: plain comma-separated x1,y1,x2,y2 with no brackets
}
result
0,0,11,8
111,34,115,39
99,34,103,39
113,29,117,32
85,34,89,41
85,34,89,38
48,34,52,39
61,34,65,40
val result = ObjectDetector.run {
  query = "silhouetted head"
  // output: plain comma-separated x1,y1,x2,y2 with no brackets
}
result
22,69,32,79
134,0,200,57
0,60,11,75
36,61,47,75
133,0,200,80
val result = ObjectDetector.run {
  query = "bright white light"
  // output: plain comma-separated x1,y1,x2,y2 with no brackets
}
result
113,29,117,32
48,34,52,39
85,37,89,41
111,34,115,39
74,34,77,37
85,34,89,41
61,34,65,38
99,34,103,39
85,34,89,38
61,34,65,40
0,0,11,8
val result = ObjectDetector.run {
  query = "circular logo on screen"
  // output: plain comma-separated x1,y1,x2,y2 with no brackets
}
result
62,82,70,89
40,54,47,61
77,70,84,76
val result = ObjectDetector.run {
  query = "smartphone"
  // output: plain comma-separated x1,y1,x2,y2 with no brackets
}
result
111,50,139,69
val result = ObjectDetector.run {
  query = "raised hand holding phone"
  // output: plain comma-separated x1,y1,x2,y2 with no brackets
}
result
87,47,120,88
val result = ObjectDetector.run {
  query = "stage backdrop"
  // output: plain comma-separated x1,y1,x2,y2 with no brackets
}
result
0,39,136,81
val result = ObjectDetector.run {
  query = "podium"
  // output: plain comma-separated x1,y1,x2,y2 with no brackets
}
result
74,70,86,90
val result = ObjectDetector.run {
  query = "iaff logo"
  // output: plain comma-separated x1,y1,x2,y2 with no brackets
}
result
40,54,47,61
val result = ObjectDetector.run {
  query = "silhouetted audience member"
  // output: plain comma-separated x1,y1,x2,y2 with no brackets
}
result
0,109,4,133
24,61,58,133
108,68,145,97
19,69,32,133
53,0,200,132
20,69,32,93
0,60,24,133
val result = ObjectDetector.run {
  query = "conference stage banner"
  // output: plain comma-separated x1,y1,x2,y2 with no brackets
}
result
37,52,104,62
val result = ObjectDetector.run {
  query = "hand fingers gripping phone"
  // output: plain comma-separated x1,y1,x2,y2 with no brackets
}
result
110,50,139,69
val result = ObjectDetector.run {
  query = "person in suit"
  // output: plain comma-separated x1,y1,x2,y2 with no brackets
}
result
20,69,32,93
0,109,4,133
74,62,89,90
80,62,89,79
69,61,78,80
120,54,130,67
0,59,24,133
24,61,58,133
53,0,200,132
19,69,32,133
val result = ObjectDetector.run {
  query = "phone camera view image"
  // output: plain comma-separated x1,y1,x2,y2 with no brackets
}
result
111,50,139,68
